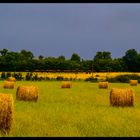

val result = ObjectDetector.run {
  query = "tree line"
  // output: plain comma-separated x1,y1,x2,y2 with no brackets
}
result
0,48,140,72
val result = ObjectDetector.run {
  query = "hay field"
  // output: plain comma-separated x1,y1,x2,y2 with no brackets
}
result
0,81,140,136
2,72,140,81
29,71,140,80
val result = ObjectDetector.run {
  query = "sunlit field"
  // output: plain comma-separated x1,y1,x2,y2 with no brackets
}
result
25,72,140,80
1,72,140,81
1,80,140,137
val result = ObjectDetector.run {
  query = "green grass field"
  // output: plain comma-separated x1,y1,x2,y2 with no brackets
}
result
0,81,140,137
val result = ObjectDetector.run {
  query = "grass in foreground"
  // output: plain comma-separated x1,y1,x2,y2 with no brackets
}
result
0,81,140,137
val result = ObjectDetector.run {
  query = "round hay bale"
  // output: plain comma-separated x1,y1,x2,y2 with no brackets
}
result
61,81,72,88
98,82,108,89
3,81,15,89
130,80,138,86
16,85,38,102
7,77,16,82
110,88,134,107
0,93,14,134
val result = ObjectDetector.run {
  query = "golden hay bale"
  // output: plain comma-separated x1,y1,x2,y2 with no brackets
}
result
110,88,134,107
3,81,15,89
61,81,72,88
98,82,108,89
16,85,38,102
0,93,14,134
130,80,138,86
7,77,16,82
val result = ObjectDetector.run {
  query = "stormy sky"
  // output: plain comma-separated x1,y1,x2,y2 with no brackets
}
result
0,3,140,59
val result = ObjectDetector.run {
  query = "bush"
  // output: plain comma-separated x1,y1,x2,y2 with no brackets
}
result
6,72,11,78
38,77,45,81
32,74,38,81
70,78,73,81
44,77,50,81
64,78,69,81
1,72,6,80
12,72,23,81
85,77,98,82
56,76,64,81
108,74,140,83
25,72,33,81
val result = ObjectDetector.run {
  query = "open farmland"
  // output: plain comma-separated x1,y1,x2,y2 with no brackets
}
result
0,81,140,137
25,72,140,80
1,72,140,81
2,3,140,137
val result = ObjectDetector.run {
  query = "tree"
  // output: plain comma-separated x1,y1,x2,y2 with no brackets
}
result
0,48,8,56
44,57,58,70
93,59,112,72
110,58,125,72
81,60,93,72
38,55,44,60
134,53,140,72
93,51,103,60
70,53,81,62
123,49,138,72
93,51,112,61
102,51,112,59
93,51,112,72
58,55,65,61
4,52,20,71
20,50,34,60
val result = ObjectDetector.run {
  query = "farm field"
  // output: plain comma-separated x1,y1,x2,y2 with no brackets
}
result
2,72,140,81
38,72,140,81
1,81,140,137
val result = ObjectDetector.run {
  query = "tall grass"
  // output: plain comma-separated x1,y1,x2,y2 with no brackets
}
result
0,81,140,136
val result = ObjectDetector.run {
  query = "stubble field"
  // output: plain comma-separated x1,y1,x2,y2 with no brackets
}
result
0,80,140,137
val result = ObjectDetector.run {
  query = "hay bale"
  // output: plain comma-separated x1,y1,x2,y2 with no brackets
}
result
61,81,72,88
130,80,138,86
3,81,15,89
0,93,14,134
7,77,16,82
98,82,108,89
110,88,134,107
16,85,38,102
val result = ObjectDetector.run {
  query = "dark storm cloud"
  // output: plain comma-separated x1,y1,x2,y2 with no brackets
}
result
0,3,140,59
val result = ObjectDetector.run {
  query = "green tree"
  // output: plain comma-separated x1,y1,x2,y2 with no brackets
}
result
123,49,138,72
38,55,44,60
70,53,81,62
102,51,112,59
20,50,34,60
81,60,93,72
110,58,124,72
93,51,112,61
93,51,112,72
0,48,8,56
58,55,65,61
